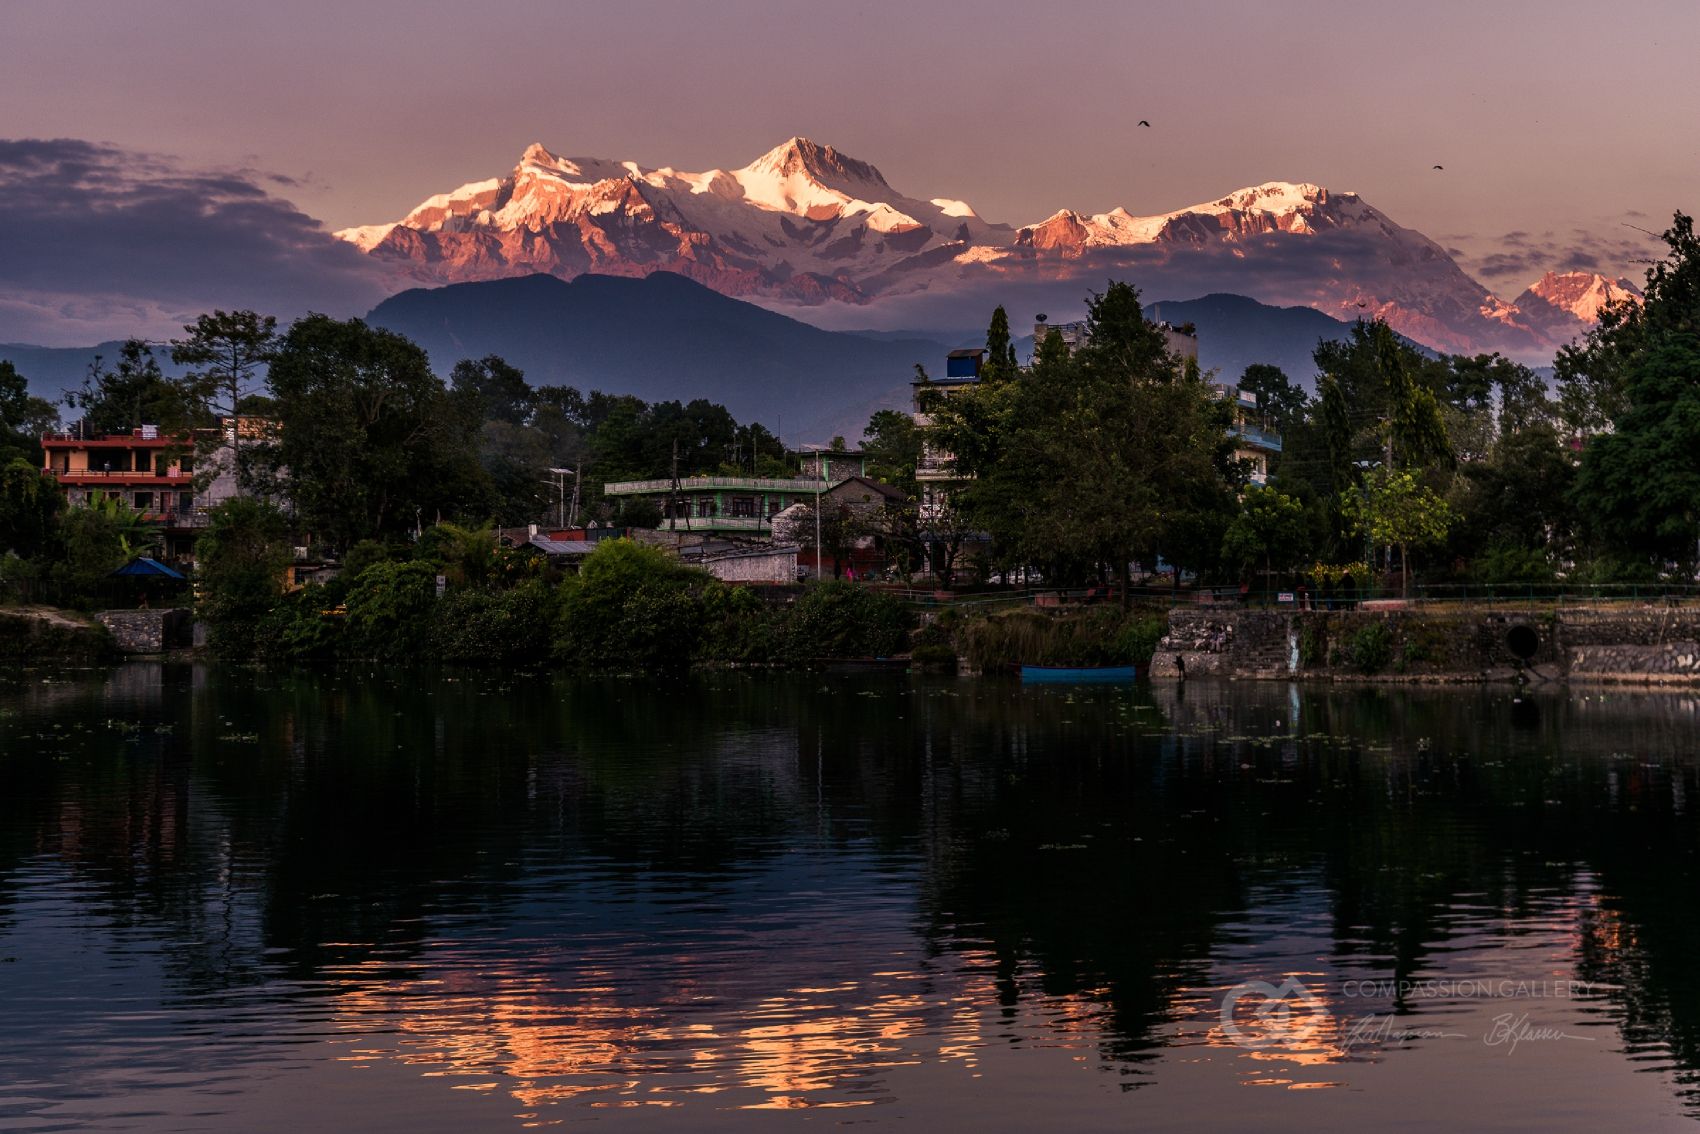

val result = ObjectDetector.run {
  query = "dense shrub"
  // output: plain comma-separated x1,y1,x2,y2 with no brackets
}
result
255,586,344,661
1345,620,1393,674
195,498,292,656
1565,554,1662,585
1113,615,1167,664
430,579,554,664
554,539,707,671
910,613,958,668
1297,622,1327,669
699,580,786,665
956,605,1157,670
344,560,439,659
1470,544,1555,585
341,539,392,581
785,580,911,660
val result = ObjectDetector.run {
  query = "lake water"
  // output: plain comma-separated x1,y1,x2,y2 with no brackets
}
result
3,665,1700,1132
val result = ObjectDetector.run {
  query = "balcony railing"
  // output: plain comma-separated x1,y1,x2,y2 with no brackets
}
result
140,510,210,528
1229,424,1283,452
652,515,777,531
604,476,826,495
52,468,192,481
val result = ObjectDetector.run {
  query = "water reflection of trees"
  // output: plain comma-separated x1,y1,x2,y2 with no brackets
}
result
5,668,1700,1108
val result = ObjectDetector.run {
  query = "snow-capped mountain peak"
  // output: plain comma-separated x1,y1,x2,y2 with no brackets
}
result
1517,270,1643,324
738,137,891,194
729,137,918,229
333,137,1633,359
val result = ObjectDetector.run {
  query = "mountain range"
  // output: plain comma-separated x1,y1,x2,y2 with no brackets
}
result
337,137,1642,361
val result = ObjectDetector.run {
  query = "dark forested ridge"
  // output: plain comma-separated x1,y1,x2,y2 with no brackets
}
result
366,271,947,440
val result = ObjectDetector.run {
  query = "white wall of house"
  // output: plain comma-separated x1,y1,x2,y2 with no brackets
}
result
703,546,798,583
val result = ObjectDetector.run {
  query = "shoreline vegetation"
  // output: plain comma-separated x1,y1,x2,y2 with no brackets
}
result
198,534,1168,672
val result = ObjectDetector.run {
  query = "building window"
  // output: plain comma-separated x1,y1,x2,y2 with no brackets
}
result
695,497,716,518
134,491,154,512
730,496,755,518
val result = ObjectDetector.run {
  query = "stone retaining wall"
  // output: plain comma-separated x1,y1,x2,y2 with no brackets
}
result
95,609,189,655
1151,606,1700,683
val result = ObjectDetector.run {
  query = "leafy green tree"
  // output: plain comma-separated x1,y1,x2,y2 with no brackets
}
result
260,315,488,549
928,283,1239,594
171,310,278,489
1384,330,1452,470
982,305,1019,382
1237,363,1306,434
1555,286,1644,438
861,408,921,495
614,496,663,529
413,521,497,588
1314,319,1451,471
450,355,533,426
1571,212,1700,572
0,361,57,463
344,559,439,658
477,419,551,525
1494,359,1553,435
785,580,911,657
51,492,155,604
68,340,203,437
1448,421,1577,575
0,457,62,559
1341,469,1455,597
193,498,292,655
1221,486,1308,585
554,539,707,671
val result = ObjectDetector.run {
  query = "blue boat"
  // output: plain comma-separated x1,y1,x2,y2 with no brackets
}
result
1020,664,1136,684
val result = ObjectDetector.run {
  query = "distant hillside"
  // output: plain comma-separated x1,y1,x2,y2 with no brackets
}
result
367,271,944,441
1139,294,1377,388
5,281,1438,444
0,341,193,409
1001,294,1388,388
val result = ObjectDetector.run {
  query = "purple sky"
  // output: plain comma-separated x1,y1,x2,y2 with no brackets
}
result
0,0,1693,343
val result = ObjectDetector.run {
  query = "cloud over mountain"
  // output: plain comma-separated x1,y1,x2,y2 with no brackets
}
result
0,138,388,344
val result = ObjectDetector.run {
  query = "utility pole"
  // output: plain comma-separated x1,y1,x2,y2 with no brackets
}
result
669,438,679,533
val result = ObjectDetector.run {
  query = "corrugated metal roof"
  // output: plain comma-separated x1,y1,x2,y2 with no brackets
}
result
529,538,597,556
701,545,800,562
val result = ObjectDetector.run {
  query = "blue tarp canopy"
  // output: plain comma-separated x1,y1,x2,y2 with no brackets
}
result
110,557,187,580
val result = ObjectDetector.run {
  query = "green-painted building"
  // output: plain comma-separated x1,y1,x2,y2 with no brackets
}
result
602,450,883,537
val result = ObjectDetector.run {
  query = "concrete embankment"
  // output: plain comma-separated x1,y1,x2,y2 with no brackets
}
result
1150,606,1700,684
